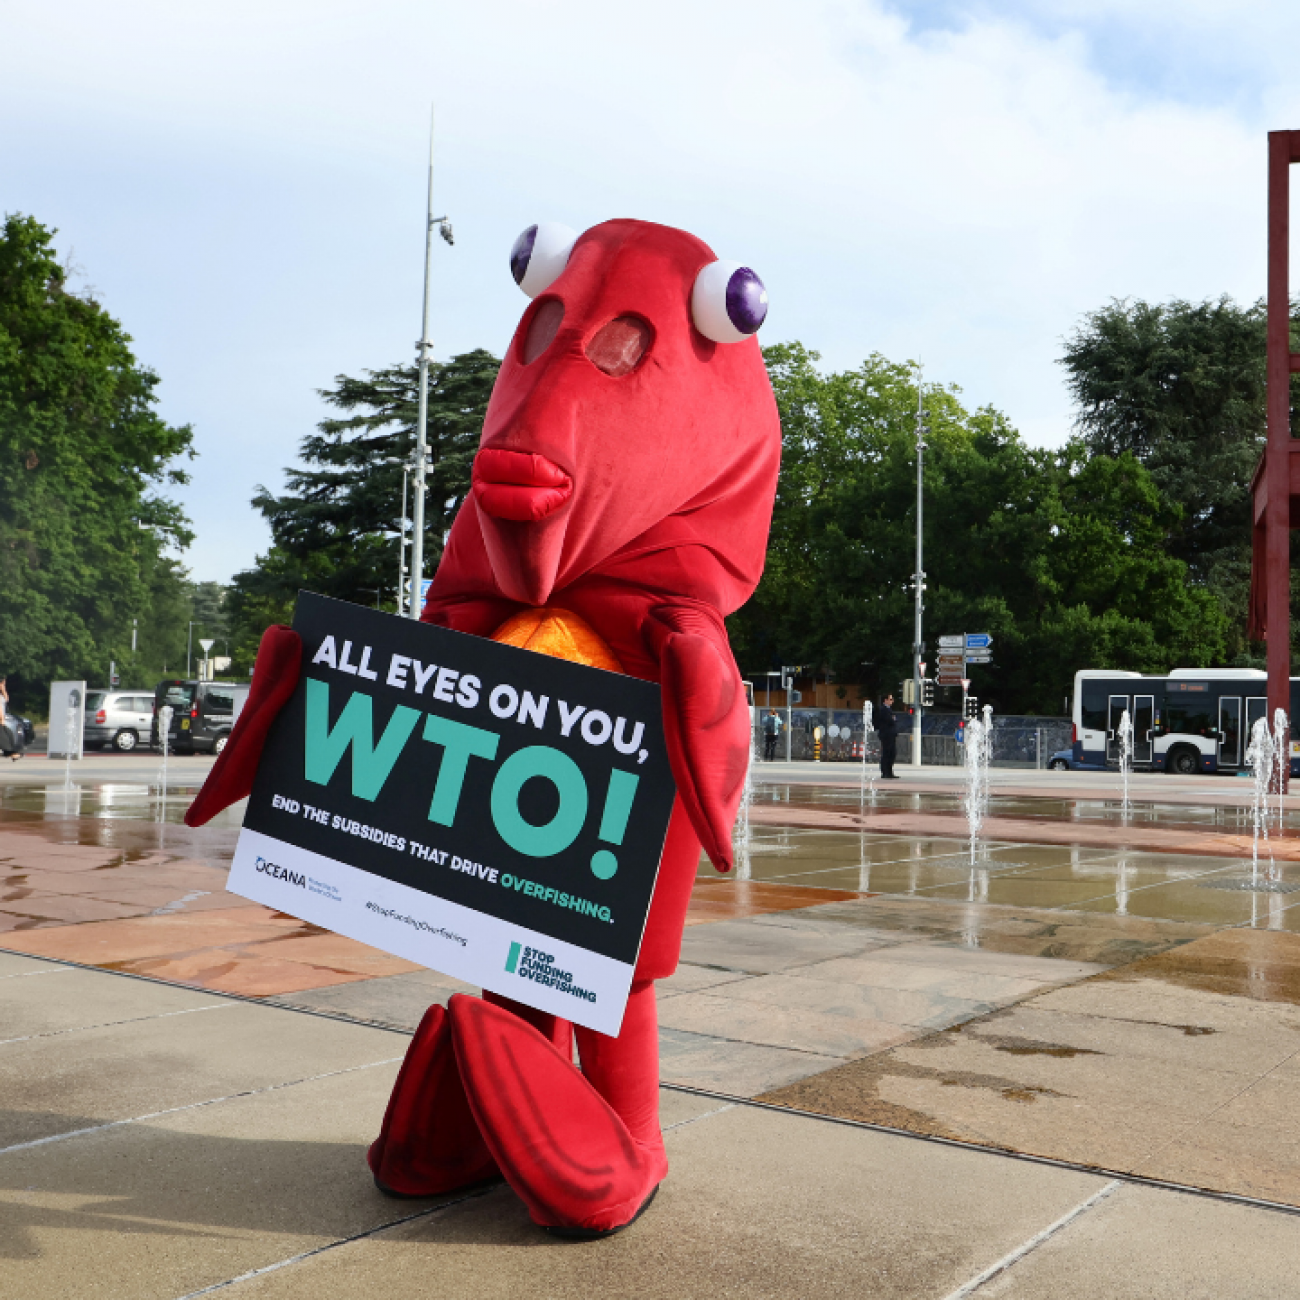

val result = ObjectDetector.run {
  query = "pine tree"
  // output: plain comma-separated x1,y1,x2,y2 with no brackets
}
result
227,350,498,667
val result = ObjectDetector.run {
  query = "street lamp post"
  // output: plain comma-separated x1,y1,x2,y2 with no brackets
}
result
398,460,410,615
381,456,413,616
912,369,929,771
410,108,454,619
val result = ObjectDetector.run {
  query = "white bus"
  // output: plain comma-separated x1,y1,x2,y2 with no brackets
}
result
1072,668,1298,776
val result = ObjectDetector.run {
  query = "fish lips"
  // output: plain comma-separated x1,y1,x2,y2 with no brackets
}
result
471,448,573,522
472,447,574,605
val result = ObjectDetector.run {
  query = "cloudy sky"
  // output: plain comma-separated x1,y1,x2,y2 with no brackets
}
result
5,0,1299,583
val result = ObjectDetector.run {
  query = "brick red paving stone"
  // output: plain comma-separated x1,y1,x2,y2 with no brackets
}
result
0,893,162,925
0,808,881,997
687,879,866,922
0,907,310,963
100,949,379,996
0,881,867,996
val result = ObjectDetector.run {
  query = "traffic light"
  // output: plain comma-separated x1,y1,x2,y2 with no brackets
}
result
920,678,935,708
964,695,980,720
902,679,916,705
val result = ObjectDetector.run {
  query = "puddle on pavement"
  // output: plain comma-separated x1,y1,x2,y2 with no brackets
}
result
6,778,1300,936
0,782,242,872
753,781,1300,835
757,1038,1070,1128
0,781,236,827
1099,929,1300,1004
715,823,1300,930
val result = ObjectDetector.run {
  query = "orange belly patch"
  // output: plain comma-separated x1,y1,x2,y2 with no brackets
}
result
491,607,623,674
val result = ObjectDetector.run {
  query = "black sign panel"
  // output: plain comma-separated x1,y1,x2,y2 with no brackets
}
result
237,593,676,973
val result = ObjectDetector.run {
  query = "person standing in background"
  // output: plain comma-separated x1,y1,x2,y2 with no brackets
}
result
762,708,783,761
877,692,900,779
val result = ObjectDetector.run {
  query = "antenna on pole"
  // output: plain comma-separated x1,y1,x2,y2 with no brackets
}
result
409,107,436,619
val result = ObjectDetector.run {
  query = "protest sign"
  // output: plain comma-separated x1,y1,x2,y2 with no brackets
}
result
227,592,677,1034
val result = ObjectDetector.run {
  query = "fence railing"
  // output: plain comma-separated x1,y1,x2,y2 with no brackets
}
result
755,709,1072,769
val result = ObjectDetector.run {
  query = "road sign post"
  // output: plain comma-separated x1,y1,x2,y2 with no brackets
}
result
936,633,994,691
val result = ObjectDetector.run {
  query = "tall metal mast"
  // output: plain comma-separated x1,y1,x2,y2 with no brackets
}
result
913,369,928,768
409,109,436,619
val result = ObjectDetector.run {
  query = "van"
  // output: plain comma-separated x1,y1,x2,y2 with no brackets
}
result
152,680,251,755
85,690,157,752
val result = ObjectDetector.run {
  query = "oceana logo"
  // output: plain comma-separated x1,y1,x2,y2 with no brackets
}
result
255,855,306,888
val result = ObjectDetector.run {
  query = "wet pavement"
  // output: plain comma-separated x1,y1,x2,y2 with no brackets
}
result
9,765,1300,1294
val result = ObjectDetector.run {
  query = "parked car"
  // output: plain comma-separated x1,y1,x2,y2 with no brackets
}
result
84,690,156,752
152,679,250,755
1,712,33,754
1046,747,1109,772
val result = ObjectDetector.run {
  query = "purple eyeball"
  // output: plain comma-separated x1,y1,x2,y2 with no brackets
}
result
510,222,578,298
691,260,769,343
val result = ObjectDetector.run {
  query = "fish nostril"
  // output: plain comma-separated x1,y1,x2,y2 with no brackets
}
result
521,299,565,365
586,315,652,377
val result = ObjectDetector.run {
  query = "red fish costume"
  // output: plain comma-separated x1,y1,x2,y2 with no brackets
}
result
186,218,780,1235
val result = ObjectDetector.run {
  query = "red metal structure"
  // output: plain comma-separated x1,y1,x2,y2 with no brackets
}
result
1248,130,1300,784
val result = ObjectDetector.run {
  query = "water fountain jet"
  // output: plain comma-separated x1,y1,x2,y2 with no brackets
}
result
732,707,755,880
156,705,173,818
1245,716,1275,879
1274,708,1290,832
962,704,993,863
62,689,81,791
1117,709,1133,818
859,701,876,816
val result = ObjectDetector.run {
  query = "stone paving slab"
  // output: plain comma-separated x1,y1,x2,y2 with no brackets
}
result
790,954,1050,1001
978,1183,1300,1300
689,970,1000,1032
0,1060,411,1299
8,949,1300,1297
657,989,920,1059
0,994,403,1149
0,961,223,1040
266,968,480,1030
0,951,67,977
759,931,1300,1205
657,1025,845,1094
676,916,895,973
184,1105,1113,1300
1133,1083,1300,1207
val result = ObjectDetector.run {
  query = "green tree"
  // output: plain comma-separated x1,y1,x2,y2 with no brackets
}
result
227,351,498,668
730,344,1228,714
1058,296,1300,659
0,214,195,708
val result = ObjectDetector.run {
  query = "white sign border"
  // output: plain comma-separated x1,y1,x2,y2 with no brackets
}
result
229,827,635,1036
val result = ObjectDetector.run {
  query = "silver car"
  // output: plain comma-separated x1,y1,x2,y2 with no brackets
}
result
84,690,156,752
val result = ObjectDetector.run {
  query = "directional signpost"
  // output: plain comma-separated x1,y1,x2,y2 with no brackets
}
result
936,634,993,686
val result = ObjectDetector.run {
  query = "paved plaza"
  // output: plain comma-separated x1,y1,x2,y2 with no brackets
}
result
4,755,1300,1295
